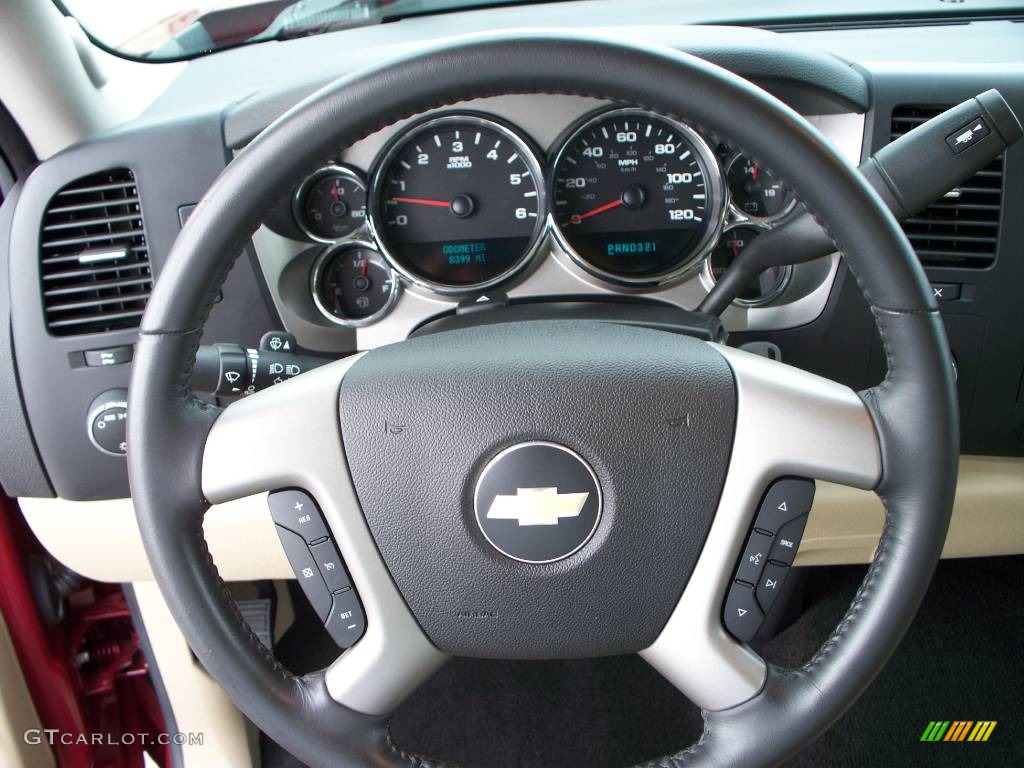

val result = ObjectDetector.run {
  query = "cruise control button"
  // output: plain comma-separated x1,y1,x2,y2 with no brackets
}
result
770,515,809,566
275,526,331,621
723,581,763,642
325,590,366,648
268,490,329,543
754,478,815,533
735,530,774,585
756,561,790,614
309,539,352,593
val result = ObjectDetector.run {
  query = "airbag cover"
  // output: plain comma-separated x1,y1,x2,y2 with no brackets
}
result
339,320,735,657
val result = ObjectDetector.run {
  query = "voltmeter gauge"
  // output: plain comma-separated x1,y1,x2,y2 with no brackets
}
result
726,154,796,222
295,166,368,242
705,225,791,307
311,242,399,327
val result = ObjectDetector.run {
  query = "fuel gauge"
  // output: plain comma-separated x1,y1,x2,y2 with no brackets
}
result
311,242,399,327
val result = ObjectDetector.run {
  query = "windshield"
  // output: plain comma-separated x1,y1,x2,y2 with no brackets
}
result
58,0,538,60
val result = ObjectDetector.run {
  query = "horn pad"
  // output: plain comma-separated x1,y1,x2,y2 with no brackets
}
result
339,321,735,658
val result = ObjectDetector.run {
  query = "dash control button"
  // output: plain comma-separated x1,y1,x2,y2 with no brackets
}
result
325,590,366,648
84,345,133,367
735,530,774,585
275,526,331,621
724,581,763,642
268,490,329,544
770,515,808,567
757,562,790,614
754,478,815,534
310,539,352,593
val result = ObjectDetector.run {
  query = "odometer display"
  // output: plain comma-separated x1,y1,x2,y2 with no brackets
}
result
551,109,723,284
370,115,545,292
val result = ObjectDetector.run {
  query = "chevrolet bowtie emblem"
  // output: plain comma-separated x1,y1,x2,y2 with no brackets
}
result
486,487,589,526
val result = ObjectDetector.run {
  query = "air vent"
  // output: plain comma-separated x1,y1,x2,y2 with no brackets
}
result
891,105,1003,270
39,168,151,336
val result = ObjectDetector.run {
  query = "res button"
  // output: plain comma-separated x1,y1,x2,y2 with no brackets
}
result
268,489,329,544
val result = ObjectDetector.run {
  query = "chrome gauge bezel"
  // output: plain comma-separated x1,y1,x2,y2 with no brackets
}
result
547,107,727,290
310,240,400,328
701,222,793,307
367,113,549,297
724,152,798,225
293,165,369,244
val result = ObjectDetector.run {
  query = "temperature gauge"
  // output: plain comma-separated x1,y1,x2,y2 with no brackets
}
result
726,154,796,222
311,242,399,326
705,225,792,306
295,166,368,242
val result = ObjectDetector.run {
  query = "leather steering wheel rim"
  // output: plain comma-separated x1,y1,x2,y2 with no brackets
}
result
127,32,958,767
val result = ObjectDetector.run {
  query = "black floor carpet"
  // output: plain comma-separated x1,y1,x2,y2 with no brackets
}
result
267,556,1023,767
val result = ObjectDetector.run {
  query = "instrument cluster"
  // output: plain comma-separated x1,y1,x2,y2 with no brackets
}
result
290,106,798,326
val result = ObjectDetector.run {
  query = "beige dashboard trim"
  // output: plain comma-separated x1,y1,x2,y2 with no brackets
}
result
796,455,1024,566
0,613,52,768
132,582,257,768
17,455,1024,583
19,494,290,583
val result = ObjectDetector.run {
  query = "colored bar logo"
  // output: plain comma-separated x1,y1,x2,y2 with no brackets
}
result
920,721,997,742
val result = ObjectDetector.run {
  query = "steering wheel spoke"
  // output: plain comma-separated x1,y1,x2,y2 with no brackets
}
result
640,344,882,712
202,355,447,716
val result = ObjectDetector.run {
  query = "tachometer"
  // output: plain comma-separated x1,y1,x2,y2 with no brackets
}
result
550,108,724,285
369,115,546,293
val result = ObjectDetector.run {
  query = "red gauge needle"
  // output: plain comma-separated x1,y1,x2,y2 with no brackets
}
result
751,163,759,181
570,198,623,224
331,181,341,203
391,196,450,208
730,240,740,259
360,259,367,277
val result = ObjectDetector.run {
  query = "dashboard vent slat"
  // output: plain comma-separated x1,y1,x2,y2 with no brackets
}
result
39,168,151,336
891,105,1003,270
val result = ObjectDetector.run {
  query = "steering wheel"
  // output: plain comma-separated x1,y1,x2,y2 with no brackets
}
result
128,32,958,767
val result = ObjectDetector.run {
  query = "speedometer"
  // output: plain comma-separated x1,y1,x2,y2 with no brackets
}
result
369,114,546,294
550,109,724,285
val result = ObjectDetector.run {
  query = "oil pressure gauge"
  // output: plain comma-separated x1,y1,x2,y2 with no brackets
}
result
295,166,368,242
311,242,399,326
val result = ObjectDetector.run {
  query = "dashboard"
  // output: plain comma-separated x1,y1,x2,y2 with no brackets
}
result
256,95,860,353
291,105,791,318
1,16,1022,506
